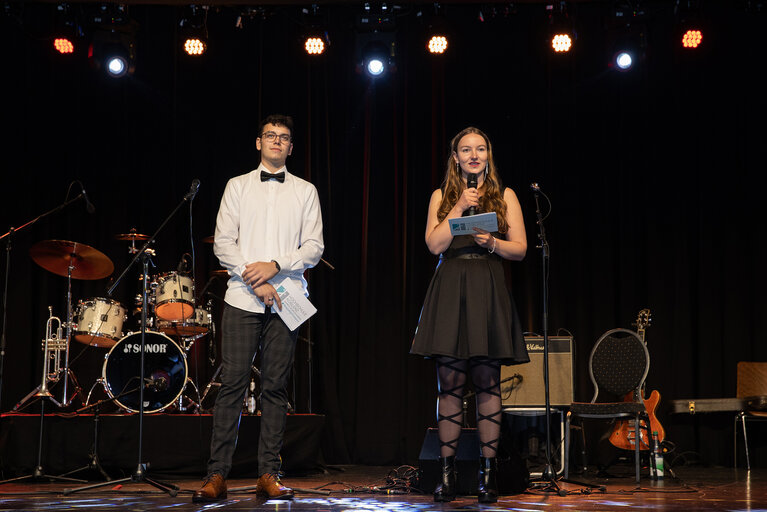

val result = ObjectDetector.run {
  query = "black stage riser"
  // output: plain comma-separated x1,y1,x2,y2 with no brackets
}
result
0,413,324,480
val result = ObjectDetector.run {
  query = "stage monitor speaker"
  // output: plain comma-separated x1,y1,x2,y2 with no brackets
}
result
501,336,574,407
418,428,529,495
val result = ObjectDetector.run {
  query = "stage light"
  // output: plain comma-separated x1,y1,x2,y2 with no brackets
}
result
355,5,396,78
183,37,207,56
106,55,128,77
361,41,391,77
614,51,633,70
551,33,572,53
53,37,75,54
89,29,136,78
427,35,448,54
305,36,326,55
52,3,82,56
180,5,209,57
546,2,575,54
682,29,703,48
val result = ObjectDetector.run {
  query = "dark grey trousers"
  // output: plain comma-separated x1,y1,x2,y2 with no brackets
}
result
207,303,297,478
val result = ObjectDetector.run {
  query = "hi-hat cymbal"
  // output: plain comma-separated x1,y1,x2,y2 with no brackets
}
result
202,236,214,244
115,232,150,241
30,240,114,280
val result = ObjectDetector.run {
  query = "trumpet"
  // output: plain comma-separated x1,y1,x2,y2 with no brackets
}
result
39,306,68,396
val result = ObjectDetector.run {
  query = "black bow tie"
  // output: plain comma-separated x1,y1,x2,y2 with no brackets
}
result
260,171,285,183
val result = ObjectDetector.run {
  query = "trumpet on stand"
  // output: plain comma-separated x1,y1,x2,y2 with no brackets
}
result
0,307,87,485
14,308,68,409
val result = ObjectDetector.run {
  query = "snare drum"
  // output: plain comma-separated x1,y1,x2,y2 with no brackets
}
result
74,298,127,348
153,272,195,322
157,306,212,338
102,331,188,413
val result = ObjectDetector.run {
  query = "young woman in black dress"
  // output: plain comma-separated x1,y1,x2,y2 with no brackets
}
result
411,126,529,503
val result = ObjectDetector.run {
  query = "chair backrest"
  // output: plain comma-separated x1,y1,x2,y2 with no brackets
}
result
737,362,767,398
588,328,649,403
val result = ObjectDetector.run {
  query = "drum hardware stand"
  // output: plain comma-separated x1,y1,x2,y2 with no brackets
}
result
0,308,89,486
176,378,201,412
0,189,90,412
199,364,222,412
59,402,112,483
65,182,198,497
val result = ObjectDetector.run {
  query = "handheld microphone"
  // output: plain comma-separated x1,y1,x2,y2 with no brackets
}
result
185,178,200,201
467,173,478,216
81,186,95,214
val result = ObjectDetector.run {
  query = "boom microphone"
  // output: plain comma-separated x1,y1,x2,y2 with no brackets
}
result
185,178,200,201
81,185,95,214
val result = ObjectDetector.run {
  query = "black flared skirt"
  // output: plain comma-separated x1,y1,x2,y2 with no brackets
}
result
411,250,529,366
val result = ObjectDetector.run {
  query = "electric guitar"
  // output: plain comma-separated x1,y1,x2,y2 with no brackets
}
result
608,309,665,451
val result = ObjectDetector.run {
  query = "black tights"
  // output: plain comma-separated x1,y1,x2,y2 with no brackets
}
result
436,357,502,458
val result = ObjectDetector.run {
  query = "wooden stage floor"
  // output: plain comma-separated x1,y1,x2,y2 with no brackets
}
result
0,465,764,511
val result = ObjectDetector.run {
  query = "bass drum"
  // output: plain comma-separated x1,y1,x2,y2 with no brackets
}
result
103,331,188,413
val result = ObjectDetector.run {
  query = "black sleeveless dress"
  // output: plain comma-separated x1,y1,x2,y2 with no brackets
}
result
410,233,529,366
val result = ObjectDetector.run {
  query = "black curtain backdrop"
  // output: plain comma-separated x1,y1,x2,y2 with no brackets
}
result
1,1,765,469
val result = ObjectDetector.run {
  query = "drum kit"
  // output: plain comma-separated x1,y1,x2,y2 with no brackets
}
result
14,232,221,415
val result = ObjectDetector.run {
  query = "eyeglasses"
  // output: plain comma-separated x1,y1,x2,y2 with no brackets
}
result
261,131,292,144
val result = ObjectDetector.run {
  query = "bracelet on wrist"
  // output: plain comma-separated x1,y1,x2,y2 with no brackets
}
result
488,237,497,254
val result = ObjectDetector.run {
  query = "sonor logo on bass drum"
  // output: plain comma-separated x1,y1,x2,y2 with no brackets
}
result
123,343,168,354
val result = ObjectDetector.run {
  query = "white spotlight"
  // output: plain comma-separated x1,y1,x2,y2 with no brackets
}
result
615,51,633,71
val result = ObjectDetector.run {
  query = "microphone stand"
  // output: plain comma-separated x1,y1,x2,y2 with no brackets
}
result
65,186,197,497
0,191,90,412
527,185,566,496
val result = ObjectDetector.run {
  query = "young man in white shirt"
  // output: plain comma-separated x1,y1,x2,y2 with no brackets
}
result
194,114,324,502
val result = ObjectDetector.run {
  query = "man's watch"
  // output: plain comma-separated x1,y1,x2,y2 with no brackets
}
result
271,260,281,272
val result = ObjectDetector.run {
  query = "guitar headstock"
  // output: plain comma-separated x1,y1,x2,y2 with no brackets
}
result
633,308,652,341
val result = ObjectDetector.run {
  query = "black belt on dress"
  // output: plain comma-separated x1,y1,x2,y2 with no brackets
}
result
440,248,493,260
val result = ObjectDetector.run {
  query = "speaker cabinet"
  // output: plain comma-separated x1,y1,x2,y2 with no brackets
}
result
501,336,574,407
418,428,529,495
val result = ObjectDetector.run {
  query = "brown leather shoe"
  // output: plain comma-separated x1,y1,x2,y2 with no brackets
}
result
192,473,227,503
255,473,294,499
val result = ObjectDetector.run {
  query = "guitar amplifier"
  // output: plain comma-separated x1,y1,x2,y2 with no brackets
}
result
501,336,574,407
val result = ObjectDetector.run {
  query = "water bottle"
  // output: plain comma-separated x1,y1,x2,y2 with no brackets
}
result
651,431,664,480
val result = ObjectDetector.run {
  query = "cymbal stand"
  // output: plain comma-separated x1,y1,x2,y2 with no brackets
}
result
0,309,87,485
0,189,89,412
65,183,198,496
61,255,86,407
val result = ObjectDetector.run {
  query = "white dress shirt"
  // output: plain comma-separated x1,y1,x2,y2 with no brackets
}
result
214,164,324,313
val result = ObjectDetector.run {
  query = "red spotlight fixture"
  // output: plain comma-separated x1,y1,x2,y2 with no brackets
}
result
682,29,703,49
53,37,75,54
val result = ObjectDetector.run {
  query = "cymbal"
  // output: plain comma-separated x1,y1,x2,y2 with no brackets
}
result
115,232,150,241
29,240,114,280
211,269,229,278
202,236,214,244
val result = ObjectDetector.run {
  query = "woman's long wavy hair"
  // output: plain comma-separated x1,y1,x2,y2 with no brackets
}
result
437,127,509,234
